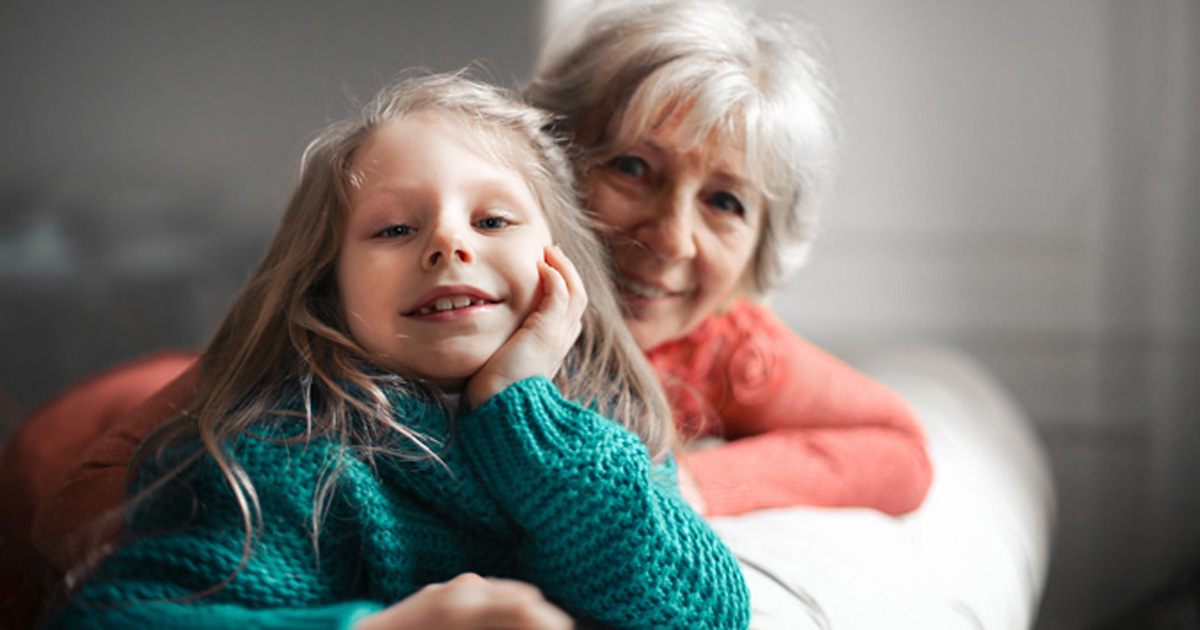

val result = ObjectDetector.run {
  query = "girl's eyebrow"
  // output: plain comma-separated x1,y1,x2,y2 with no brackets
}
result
470,178,530,199
349,186,409,214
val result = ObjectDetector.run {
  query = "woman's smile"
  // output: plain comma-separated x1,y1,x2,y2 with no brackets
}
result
613,270,690,302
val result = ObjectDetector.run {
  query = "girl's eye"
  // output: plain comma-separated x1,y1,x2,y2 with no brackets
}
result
609,155,649,180
475,216,510,230
376,224,413,238
707,191,746,217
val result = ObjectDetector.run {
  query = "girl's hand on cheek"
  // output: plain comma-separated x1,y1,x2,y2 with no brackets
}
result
355,572,574,630
466,246,586,409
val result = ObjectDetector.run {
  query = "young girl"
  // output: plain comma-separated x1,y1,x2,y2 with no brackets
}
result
46,73,750,630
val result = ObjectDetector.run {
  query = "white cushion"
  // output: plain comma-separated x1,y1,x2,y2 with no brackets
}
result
708,345,1056,630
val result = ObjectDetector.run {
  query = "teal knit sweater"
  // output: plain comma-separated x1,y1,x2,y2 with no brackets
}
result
47,377,750,629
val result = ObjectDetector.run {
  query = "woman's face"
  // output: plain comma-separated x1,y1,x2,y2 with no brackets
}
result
585,114,763,350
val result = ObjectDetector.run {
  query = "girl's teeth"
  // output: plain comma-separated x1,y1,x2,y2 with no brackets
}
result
417,296,480,315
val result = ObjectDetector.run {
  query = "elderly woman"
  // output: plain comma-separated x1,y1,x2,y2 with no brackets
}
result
528,0,932,518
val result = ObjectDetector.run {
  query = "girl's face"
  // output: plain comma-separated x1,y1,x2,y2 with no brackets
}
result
337,112,553,390
585,111,763,350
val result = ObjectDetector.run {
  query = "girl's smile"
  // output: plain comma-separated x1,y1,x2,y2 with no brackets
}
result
404,285,501,318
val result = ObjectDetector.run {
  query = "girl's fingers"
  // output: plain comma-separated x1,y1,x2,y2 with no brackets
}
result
538,248,585,348
536,260,569,319
543,245,587,319
545,245,585,297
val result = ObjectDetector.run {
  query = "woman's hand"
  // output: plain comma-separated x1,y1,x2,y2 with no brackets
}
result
465,246,587,409
355,573,574,630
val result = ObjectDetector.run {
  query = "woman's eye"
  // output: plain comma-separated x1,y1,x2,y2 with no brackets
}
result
708,191,746,217
475,216,510,230
376,224,413,238
609,155,649,179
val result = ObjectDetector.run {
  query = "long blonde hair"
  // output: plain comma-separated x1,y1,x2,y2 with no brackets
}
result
108,71,671,597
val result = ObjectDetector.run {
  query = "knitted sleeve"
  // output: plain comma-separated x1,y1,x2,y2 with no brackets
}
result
459,377,750,630
44,431,383,630
649,301,934,517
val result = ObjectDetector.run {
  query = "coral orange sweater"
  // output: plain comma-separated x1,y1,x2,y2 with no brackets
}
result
648,300,933,517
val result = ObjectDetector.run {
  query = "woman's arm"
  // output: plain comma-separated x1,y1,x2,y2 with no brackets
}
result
32,356,200,572
651,301,933,517
459,377,751,630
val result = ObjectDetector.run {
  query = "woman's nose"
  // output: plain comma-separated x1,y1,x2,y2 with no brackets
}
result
633,193,697,261
423,221,472,268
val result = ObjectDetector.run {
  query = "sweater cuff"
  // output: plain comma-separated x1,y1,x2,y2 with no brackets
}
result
208,601,386,630
232,601,385,630
459,377,648,505
332,602,386,630
465,376,623,455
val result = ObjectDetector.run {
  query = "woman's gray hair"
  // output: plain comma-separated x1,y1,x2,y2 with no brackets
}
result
529,0,841,295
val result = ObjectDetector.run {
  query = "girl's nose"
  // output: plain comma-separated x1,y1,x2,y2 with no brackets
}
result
632,192,697,261
423,221,472,268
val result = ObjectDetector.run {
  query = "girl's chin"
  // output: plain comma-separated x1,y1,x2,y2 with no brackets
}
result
419,362,494,391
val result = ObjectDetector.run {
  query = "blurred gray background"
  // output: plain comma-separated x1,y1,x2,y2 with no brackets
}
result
764,2,1200,628
1,1,1197,628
